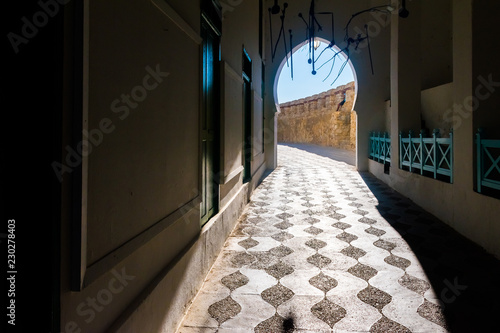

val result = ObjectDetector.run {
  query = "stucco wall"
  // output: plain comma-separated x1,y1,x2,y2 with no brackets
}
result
421,82,453,134
277,82,356,151
60,0,268,332
369,0,500,260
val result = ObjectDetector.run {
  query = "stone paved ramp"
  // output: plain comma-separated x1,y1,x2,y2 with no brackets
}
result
177,145,500,333
279,143,355,166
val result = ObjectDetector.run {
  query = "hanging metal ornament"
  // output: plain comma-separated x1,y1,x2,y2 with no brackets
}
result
298,0,336,77
269,2,289,65
272,1,407,84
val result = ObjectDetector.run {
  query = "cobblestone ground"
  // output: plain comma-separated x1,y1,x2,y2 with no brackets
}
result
177,145,500,333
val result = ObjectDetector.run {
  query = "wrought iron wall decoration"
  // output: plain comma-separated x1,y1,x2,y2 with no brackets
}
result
269,1,290,65
268,0,408,86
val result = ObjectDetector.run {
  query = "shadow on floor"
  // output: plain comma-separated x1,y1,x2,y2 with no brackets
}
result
359,172,500,333
279,143,356,166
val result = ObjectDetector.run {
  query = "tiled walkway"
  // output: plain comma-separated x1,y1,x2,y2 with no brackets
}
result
177,145,500,333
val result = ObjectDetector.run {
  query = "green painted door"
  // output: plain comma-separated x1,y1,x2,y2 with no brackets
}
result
243,49,252,182
201,18,220,226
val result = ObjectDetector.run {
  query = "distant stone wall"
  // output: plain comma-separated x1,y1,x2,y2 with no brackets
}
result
277,81,356,151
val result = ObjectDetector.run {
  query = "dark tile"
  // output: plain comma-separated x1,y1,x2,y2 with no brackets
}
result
261,283,294,307
369,315,411,333
230,252,256,267
311,299,346,328
384,254,411,270
330,212,347,220
307,253,333,269
305,239,327,250
373,239,397,252
341,245,367,260
332,222,352,230
336,232,358,243
208,296,242,325
309,272,338,293
221,271,249,291
242,226,262,236
265,262,295,280
249,251,280,270
268,245,294,258
417,299,448,329
353,209,370,216
365,227,386,237
304,226,324,235
357,285,392,311
255,314,288,333
398,273,430,295
348,263,378,281
274,221,294,230
276,212,294,220
303,217,320,224
271,231,294,242
238,237,259,250
359,217,377,225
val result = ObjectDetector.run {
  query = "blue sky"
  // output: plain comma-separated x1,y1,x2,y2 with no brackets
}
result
277,41,355,104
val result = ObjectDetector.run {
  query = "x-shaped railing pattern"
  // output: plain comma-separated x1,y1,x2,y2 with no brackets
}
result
476,129,500,194
369,132,391,165
399,129,453,183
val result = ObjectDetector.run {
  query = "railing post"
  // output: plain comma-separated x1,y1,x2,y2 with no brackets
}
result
433,129,439,179
377,132,381,162
379,131,382,162
477,128,483,192
409,130,414,173
383,132,387,164
369,131,372,159
373,131,376,160
378,131,382,163
399,131,403,169
386,132,392,163
449,128,454,184
420,129,425,175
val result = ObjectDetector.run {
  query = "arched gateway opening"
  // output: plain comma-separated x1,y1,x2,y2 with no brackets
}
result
274,38,358,164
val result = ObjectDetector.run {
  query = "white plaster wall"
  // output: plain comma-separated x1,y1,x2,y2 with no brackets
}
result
421,82,453,134
219,0,266,196
420,0,453,90
369,0,500,260
221,62,244,183
472,0,500,136
85,0,201,266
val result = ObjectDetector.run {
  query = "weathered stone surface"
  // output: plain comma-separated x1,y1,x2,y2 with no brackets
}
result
277,81,356,151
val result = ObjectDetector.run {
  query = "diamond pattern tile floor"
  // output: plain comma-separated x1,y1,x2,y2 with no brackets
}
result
177,145,500,333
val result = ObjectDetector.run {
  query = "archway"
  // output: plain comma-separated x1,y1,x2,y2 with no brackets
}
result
274,38,358,163
274,38,358,111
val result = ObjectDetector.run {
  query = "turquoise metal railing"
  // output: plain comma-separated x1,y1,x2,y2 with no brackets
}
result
476,129,500,193
369,132,391,164
399,129,453,183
